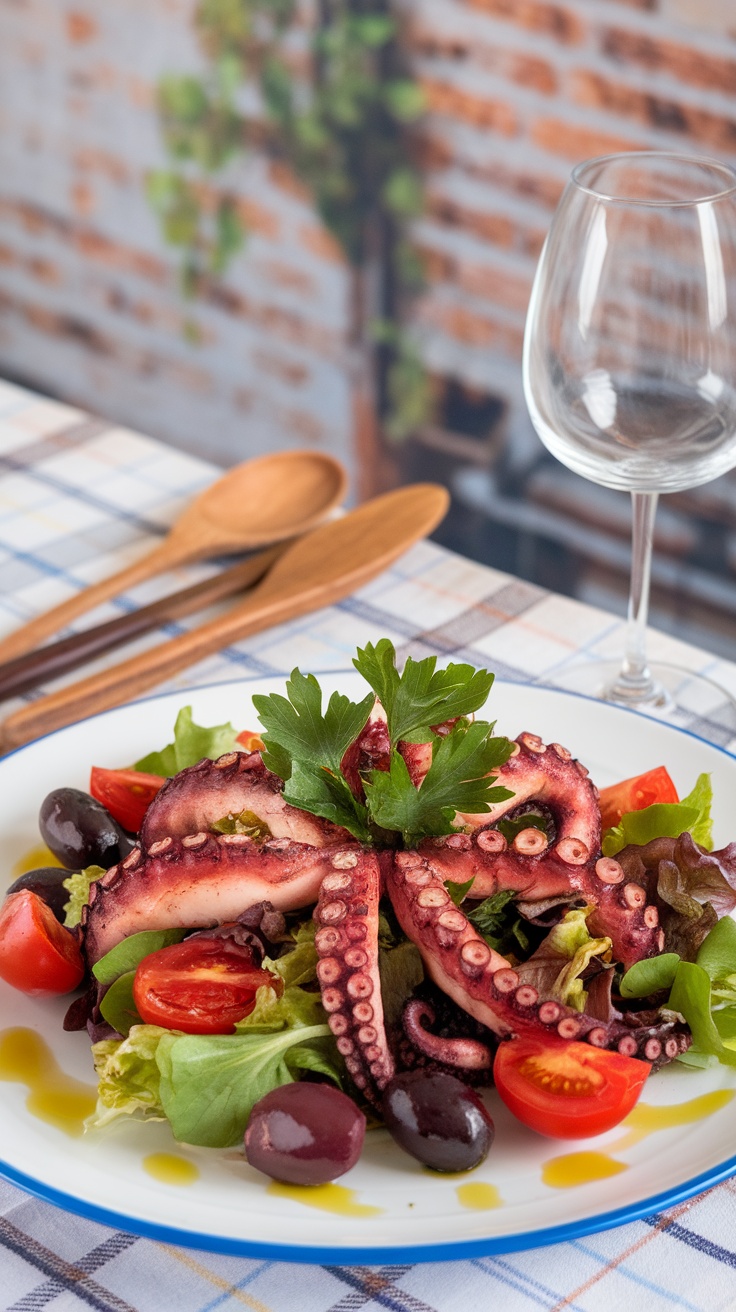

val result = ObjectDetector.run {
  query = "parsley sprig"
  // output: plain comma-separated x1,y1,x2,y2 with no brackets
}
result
253,642,513,847
253,670,374,842
353,639,494,743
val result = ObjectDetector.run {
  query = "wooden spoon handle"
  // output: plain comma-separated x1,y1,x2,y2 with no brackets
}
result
0,539,183,665
0,545,282,702
0,575,353,752
0,483,450,753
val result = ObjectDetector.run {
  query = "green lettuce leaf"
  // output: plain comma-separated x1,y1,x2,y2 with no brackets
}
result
512,907,611,1011
620,953,681,999
99,972,143,1037
92,928,187,985
444,877,475,906
266,921,319,988
696,914,736,983
63,865,104,928
379,939,424,1025
210,810,272,839
155,982,340,1147
602,774,713,857
668,961,736,1068
134,706,240,777
87,1025,168,1129
467,889,531,958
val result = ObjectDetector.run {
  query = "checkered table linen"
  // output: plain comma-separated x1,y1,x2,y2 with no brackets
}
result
1,377,736,1312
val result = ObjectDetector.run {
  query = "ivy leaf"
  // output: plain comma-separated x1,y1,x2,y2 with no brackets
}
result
384,81,426,122
364,721,513,845
353,639,495,744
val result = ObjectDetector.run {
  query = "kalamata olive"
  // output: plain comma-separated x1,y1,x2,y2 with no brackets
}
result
6,867,70,922
381,1070,494,1172
39,788,134,870
245,1083,366,1185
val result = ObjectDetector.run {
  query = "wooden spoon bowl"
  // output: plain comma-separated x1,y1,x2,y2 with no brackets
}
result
0,450,347,664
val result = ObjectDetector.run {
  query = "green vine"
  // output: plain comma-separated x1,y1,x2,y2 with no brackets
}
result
147,0,432,439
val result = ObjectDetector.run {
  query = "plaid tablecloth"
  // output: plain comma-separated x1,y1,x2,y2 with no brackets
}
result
1,377,736,1311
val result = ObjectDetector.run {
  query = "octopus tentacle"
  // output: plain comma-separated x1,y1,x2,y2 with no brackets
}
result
421,837,662,970
313,848,394,1097
457,731,601,857
386,851,689,1068
81,834,353,966
403,999,493,1070
141,751,349,850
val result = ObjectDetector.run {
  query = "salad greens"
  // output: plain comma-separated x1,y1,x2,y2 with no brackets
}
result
63,865,104,928
73,641,736,1153
90,925,341,1147
602,774,713,856
621,916,736,1069
253,640,513,848
134,706,240,777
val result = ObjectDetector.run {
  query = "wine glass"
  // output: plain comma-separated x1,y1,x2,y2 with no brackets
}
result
523,151,736,713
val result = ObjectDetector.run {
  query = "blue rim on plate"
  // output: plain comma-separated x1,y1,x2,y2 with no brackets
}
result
2,1148,736,1263
1,674,735,1262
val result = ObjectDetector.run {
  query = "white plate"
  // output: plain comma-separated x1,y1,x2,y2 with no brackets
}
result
1,674,736,1263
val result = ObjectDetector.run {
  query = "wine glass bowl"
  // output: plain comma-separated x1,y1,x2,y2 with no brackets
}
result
523,151,736,711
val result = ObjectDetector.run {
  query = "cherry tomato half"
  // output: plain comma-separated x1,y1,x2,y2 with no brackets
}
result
0,890,85,996
132,936,279,1034
493,1037,650,1139
237,729,265,752
598,765,678,832
90,767,164,833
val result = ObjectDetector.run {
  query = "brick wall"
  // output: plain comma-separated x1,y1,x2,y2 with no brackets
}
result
0,0,357,479
1,0,735,482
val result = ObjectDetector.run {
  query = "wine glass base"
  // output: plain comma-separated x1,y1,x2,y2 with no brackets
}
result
540,660,736,726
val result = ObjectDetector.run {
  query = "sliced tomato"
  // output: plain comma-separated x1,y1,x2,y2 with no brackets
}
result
237,729,265,752
132,936,279,1034
598,766,678,832
493,1037,649,1139
0,890,85,996
90,767,164,833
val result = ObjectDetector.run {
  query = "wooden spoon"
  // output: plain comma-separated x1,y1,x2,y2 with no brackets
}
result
0,450,347,665
0,483,449,753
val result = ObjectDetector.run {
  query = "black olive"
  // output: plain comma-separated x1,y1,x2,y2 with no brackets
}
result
39,788,134,870
381,1070,495,1172
6,867,71,922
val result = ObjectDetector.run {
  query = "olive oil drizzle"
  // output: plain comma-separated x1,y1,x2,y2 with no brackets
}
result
456,1182,502,1210
267,1181,383,1216
0,1028,96,1137
10,845,64,879
542,1089,735,1189
143,1153,199,1186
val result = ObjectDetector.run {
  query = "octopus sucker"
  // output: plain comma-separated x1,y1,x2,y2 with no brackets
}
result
79,733,696,1105
81,834,352,966
140,751,349,850
314,848,394,1094
385,848,689,1070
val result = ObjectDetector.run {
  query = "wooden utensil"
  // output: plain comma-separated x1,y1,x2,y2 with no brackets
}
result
0,450,347,665
0,545,284,702
0,483,449,753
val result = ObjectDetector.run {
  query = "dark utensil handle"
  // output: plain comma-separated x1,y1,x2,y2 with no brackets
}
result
0,545,283,702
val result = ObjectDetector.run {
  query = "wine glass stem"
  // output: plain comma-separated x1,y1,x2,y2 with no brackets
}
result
610,490,659,701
